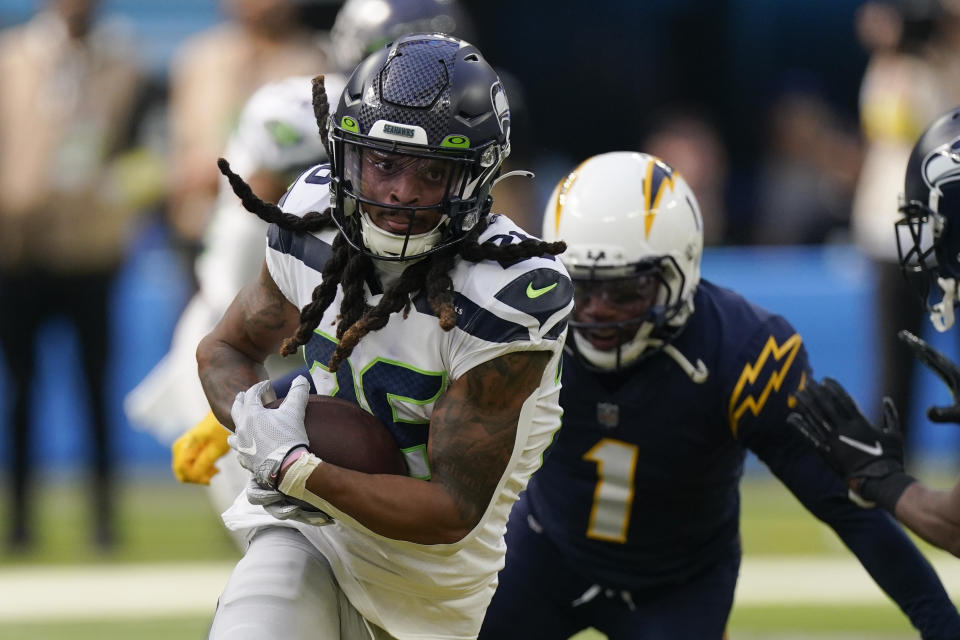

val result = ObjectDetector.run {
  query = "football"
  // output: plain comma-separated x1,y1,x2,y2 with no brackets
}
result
267,395,407,475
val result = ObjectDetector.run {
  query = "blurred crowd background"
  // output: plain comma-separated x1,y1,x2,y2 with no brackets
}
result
2,0,960,550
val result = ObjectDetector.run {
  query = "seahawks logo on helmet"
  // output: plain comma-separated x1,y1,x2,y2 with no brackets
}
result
922,139,960,192
491,82,510,140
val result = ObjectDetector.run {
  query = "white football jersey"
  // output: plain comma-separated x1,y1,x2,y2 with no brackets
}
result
222,165,572,639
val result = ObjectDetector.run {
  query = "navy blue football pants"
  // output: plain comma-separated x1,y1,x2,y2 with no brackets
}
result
479,493,739,640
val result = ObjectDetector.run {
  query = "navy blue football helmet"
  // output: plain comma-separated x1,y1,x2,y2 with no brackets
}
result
327,33,511,261
897,107,960,330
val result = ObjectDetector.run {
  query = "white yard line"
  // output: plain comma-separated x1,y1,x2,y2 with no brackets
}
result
0,562,232,621
737,555,960,604
1,555,960,622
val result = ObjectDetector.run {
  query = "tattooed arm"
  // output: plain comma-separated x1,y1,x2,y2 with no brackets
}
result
196,260,301,430
282,350,552,544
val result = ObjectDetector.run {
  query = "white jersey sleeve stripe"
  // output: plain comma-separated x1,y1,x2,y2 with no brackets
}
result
442,292,530,344
410,286,569,346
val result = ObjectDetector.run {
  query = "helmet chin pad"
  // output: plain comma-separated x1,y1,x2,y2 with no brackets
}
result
572,323,654,370
358,208,445,260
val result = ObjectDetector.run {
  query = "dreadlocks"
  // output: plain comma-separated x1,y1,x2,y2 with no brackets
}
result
311,74,331,157
218,158,565,372
215,74,566,372
217,157,332,234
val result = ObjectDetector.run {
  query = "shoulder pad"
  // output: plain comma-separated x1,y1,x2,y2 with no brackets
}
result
495,267,573,328
278,164,333,217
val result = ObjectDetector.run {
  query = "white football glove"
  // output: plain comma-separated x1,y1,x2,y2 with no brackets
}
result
228,376,310,489
244,477,333,526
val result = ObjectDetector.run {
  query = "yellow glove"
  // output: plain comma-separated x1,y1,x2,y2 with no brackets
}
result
171,411,231,485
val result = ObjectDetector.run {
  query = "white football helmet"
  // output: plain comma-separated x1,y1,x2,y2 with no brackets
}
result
542,151,704,371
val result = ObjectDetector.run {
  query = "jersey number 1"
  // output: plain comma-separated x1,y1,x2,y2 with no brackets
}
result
584,438,638,543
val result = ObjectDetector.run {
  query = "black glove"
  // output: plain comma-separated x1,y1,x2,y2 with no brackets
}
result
898,329,960,423
787,377,915,511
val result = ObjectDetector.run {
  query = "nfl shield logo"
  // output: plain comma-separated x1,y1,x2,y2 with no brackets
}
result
597,402,619,428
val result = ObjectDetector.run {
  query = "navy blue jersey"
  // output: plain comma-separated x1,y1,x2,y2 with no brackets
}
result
514,280,960,638
527,279,802,588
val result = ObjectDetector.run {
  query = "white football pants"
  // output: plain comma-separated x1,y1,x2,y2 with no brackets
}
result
208,527,396,640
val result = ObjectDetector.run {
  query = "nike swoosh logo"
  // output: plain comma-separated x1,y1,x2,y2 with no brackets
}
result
837,435,883,457
236,443,257,456
526,282,558,298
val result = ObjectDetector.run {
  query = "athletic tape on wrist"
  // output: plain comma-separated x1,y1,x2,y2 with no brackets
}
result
278,453,327,510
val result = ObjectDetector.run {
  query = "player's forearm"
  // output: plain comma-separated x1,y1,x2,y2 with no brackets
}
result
895,481,960,558
285,459,475,544
832,504,960,635
196,334,271,431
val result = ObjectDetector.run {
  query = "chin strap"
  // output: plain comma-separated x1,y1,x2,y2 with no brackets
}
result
646,339,709,383
930,277,958,332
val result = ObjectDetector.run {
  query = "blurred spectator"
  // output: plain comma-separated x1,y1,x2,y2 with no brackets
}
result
918,0,960,86
0,0,148,551
850,0,959,439
643,110,729,245
752,87,863,245
166,0,327,272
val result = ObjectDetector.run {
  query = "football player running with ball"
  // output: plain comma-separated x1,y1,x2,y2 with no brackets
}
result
478,152,960,639
151,0,477,549
197,34,572,640
789,107,960,558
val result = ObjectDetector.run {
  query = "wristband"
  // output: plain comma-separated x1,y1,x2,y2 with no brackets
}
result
859,472,918,513
280,446,309,475
266,446,309,488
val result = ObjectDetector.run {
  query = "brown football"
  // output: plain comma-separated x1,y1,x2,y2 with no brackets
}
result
266,395,407,475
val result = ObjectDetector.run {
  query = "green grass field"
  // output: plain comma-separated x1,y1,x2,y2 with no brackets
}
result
0,469,954,639
0,478,238,567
